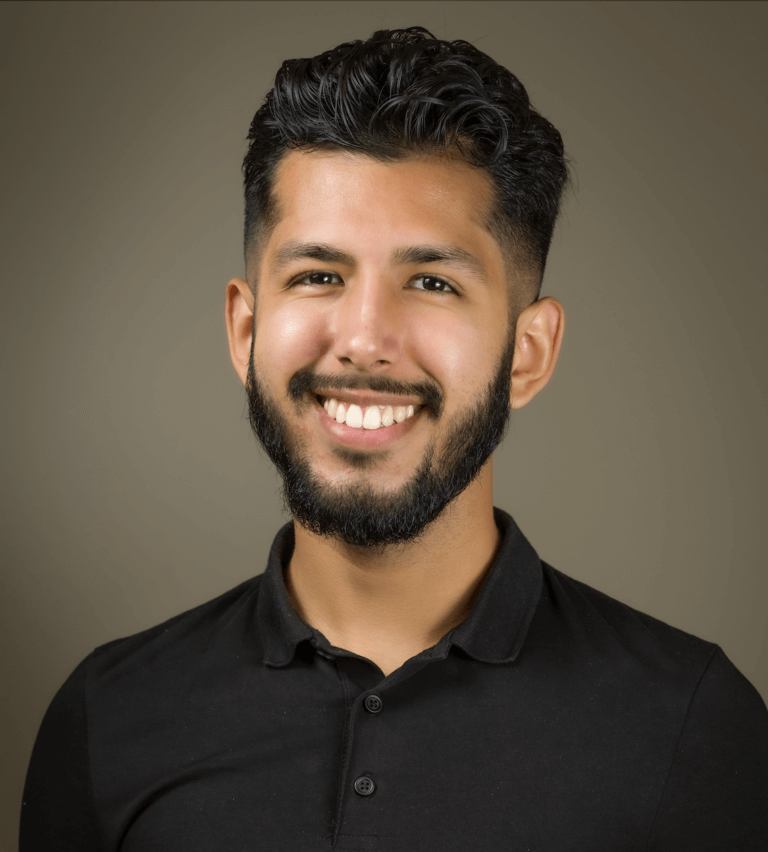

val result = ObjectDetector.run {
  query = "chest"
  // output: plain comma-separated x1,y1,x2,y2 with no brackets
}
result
91,654,675,851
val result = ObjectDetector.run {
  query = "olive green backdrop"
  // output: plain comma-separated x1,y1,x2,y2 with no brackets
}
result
2,1,766,844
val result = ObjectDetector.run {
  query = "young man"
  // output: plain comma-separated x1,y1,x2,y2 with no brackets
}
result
22,28,767,850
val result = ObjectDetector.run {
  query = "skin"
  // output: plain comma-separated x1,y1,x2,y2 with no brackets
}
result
226,149,564,677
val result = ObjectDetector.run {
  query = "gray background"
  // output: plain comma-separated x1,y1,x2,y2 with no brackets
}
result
2,1,766,844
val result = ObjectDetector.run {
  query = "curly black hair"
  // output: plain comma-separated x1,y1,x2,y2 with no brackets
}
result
243,27,568,290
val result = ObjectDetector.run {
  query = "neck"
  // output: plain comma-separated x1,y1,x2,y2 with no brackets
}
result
284,464,500,677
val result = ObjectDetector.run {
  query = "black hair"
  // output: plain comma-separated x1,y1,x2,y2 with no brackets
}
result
242,27,568,291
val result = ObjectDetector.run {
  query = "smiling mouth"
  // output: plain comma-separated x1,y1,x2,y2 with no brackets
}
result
318,396,420,430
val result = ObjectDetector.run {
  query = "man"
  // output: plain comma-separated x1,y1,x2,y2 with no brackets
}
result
21,27,768,850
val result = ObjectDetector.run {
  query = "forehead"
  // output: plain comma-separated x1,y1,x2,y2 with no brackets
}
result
273,147,494,207
261,149,501,266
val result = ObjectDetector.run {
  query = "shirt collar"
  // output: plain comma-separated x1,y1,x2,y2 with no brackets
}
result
258,507,543,668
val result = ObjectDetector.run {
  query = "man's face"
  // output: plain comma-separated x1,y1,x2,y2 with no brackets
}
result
244,150,524,547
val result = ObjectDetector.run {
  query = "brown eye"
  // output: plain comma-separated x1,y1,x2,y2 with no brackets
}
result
293,271,343,287
411,275,456,294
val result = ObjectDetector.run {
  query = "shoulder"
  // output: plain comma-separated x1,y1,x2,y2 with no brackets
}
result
531,564,768,817
23,574,270,849
537,562,721,673
83,573,265,693
529,563,766,725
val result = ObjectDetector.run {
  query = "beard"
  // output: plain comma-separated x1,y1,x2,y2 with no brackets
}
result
245,331,514,549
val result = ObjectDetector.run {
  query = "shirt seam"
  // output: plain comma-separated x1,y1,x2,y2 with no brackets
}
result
643,644,721,851
331,661,356,848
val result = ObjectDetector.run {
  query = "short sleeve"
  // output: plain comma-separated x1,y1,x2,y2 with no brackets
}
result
647,647,768,850
20,654,102,852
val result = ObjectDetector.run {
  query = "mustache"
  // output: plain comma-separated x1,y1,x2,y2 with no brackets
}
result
287,366,444,419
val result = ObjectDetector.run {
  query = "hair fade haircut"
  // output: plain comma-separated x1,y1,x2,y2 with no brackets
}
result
242,27,568,291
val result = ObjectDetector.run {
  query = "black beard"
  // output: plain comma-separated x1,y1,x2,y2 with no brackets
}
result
245,335,514,549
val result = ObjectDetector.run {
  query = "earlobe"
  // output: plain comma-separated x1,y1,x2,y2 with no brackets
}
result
225,278,255,386
510,296,565,410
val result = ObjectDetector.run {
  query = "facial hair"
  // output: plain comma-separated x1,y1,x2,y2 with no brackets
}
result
245,331,514,548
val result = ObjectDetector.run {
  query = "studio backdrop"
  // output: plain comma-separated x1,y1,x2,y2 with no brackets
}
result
2,2,766,847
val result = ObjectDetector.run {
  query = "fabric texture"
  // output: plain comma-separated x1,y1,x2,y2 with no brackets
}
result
21,509,768,851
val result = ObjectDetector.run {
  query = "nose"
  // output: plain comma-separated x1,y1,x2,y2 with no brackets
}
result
330,276,402,371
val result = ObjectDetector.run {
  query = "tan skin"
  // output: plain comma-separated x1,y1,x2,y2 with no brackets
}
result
226,150,564,677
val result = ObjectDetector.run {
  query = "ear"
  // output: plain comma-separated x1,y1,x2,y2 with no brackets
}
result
510,296,565,409
225,277,255,386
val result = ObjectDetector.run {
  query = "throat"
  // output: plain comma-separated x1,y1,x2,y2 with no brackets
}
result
284,505,501,673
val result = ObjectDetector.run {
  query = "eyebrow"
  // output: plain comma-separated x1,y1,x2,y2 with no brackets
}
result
269,241,488,280
391,244,487,280
269,242,356,277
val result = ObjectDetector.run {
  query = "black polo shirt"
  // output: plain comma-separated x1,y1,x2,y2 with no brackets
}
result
21,509,768,850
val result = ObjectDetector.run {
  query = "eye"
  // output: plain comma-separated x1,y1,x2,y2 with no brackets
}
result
289,271,343,287
410,274,457,294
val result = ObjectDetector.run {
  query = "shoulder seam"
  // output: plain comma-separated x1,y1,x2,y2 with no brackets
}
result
643,644,721,851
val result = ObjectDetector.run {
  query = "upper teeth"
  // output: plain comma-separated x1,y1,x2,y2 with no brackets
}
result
322,398,416,430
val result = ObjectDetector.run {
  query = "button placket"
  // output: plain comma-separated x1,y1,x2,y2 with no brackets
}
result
331,665,393,845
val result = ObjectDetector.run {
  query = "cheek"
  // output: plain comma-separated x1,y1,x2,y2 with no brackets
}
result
253,302,329,377
409,316,493,406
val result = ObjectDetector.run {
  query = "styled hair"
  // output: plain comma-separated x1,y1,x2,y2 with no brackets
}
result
242,27,568,289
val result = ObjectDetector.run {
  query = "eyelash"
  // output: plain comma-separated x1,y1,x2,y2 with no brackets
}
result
288,271,458,295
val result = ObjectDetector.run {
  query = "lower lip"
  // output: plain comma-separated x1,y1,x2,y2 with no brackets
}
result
315,398,420,450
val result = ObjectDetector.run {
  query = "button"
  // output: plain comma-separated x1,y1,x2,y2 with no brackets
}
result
354,775,376,796
364,694,383,714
